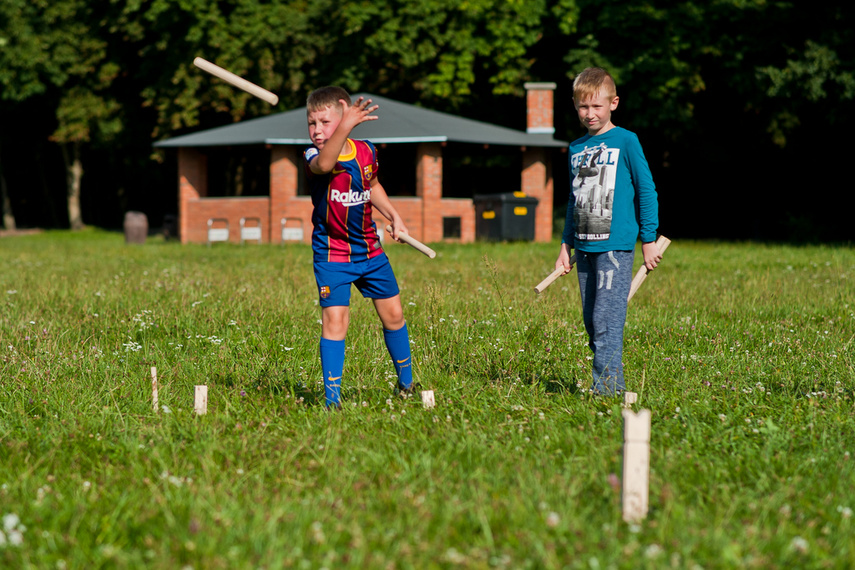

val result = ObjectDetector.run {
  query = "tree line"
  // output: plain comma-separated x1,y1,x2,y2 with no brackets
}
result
1,0,852,241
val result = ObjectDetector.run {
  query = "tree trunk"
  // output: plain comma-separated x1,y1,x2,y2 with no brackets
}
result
0,147,16,231
61,142,85,230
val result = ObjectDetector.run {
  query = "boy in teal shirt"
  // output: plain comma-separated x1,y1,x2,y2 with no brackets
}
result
554,67,662,395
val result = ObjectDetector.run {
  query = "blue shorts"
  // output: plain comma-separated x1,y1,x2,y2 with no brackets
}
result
314,252,400,307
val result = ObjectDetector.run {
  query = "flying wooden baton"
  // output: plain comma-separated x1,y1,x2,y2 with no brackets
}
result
385,225,436,259
627,235,671,301
193,57,279,105
534,255,576,294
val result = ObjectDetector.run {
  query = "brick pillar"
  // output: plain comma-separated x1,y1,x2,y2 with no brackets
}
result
178,148,207,244
522,150,553,242
523,82,557,242
270,146,300,243
416,142,443,243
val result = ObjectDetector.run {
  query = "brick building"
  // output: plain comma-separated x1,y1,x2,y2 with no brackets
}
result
154,83,566,245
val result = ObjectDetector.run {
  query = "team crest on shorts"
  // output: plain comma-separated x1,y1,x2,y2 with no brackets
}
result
320,286,330,299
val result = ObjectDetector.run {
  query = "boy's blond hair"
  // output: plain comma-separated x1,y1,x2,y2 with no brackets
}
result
307,86,351,114
572,68,617,102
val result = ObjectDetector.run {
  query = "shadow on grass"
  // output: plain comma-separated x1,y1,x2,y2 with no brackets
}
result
542,377,582,395
209,369,329,407
291,383,324,407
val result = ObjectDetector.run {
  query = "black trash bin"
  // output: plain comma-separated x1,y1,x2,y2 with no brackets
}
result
473,192,539,241
162,214,178,241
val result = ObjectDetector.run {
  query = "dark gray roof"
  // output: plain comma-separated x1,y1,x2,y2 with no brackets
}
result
154,93,567,148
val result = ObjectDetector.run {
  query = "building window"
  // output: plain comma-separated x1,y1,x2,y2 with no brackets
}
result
205,147,271,197
443,217,461,239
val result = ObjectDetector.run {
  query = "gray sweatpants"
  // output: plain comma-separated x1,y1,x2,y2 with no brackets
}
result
576,250,635,395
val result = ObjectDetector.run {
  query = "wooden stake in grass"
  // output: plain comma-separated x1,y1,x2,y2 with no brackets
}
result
420,389,435,409
623,391,638,408
151,367,158,412
194,385,208,415
621,408,651,523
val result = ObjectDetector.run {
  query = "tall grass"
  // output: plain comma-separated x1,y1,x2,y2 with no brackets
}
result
1,229,853,569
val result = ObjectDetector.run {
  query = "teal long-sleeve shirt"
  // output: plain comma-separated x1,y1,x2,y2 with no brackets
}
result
561,127,658,252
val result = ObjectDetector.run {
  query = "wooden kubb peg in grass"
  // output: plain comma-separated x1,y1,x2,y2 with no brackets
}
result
195,386,208,415
151,367,158,412
420,390,435,409
621,408,651,523
623,391,638,408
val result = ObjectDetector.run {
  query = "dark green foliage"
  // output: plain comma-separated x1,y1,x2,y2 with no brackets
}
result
1,1,853,238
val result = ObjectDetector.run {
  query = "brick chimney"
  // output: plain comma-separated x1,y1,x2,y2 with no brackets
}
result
524,82,556,134
522,82,557,242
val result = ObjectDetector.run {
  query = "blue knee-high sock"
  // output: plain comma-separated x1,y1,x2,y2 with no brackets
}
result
383,323,412,390
319,338,345,407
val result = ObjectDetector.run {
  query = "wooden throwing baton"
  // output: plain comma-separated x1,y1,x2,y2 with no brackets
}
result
534,234,671,299
534,255,576,294
385,225,436,259
193,57,279,105
626,235,671,301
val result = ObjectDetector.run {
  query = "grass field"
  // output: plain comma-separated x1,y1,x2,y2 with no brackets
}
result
1,229,853,569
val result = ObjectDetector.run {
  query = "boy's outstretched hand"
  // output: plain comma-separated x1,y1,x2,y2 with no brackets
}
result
340,96,379,131
642,241,663,271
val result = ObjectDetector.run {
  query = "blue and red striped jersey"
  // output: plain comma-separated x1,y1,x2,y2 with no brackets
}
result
304,139,384,263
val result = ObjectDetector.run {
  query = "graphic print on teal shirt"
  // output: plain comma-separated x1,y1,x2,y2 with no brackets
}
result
571,142,617,241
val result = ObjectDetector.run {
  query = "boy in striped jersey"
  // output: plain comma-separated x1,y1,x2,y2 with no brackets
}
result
304,86,413,408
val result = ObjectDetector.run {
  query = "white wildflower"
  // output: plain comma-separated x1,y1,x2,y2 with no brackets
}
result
444,548,466,564
789,536,808,554
3,514,20,531
8,530,23,546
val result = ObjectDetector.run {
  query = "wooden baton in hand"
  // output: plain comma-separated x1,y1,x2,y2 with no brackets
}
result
534,255,576,294
627,235,671,301
385,225,436,259
534,235,671,298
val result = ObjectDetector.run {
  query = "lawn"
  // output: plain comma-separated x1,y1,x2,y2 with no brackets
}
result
1,229,853,569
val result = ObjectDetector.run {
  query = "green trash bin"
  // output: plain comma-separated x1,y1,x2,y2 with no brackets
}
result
473,192,539,241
